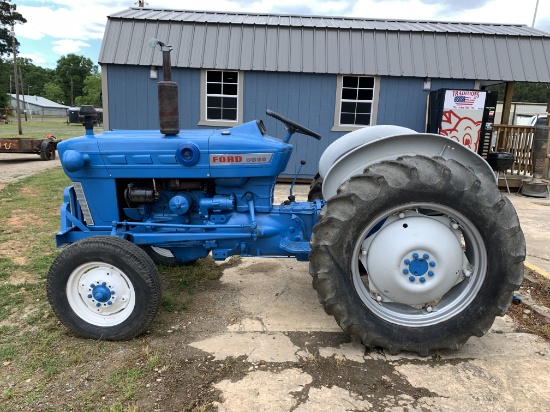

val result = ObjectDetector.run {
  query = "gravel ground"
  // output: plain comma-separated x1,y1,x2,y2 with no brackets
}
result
0,152,61,186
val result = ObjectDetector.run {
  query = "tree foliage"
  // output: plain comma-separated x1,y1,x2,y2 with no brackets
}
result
75,73,102,107
486,82,550,103
55,54,97,106
43,82,65,104
0,0,26,56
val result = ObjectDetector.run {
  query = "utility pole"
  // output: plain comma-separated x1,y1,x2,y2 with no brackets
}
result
70,77,74,106
11,26,22,135
532,0,540,27
18,67,27,121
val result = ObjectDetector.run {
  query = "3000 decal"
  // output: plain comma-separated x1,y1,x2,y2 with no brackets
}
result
210,153,273,165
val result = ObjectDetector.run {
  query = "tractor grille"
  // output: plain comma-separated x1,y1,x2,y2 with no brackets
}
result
73,182,95,226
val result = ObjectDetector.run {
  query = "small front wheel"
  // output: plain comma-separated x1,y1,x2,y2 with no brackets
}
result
40,141,56,160
47,236,161,340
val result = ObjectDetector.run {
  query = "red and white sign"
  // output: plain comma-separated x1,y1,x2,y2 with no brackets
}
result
444,90,486,110
210,153,273,165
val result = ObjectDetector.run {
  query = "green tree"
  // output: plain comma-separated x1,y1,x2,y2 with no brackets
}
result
0,0,26,56
18,57,54,96
486,82,550,103
43,82,65,104
55,54,97,106
75,72,102,107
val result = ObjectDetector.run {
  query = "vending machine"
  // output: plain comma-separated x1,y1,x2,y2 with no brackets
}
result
427,89,498,158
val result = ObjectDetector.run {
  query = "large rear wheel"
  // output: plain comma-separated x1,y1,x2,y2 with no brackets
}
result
309,155,525,355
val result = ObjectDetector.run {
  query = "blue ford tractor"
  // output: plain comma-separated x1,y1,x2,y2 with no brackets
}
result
47,40,525,355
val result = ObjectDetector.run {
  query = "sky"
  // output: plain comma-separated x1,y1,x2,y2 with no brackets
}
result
14,0,550,70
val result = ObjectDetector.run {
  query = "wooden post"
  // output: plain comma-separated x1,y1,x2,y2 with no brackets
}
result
501,82,514,125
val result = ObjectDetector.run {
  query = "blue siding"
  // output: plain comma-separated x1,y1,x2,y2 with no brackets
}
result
377,77,474,131
106,65,475,178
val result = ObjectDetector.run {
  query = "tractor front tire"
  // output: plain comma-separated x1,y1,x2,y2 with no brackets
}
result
47,236,162,340
309,155,525,355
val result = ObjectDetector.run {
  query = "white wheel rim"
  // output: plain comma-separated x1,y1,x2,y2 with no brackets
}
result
66,262,135,327
352,202,487,327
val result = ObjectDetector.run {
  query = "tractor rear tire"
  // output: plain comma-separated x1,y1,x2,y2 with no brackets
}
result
308,173,323,201
309,155,525,355
47,236,162,340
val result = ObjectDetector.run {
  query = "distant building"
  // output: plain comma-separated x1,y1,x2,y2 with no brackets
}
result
8,94,69,117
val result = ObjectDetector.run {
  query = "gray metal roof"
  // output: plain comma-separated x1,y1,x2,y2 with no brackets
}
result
9,94,69,109
99,8,550,82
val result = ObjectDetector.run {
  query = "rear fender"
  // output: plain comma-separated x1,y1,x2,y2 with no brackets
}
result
322,132,495,200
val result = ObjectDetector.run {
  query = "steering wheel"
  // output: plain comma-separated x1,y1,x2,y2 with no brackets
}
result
266,109,322,140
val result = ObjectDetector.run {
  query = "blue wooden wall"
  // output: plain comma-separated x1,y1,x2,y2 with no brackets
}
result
105,65,475,178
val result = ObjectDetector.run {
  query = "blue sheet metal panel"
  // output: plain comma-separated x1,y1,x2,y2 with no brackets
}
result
494,37,513,81
377,77,474,132
326,30,340,73
189,25,206,67
314,29,327,73
386,32,401,76
518,38,539,83
252,27,267,70
350,30,364,74
265,26,279,70
176,25,194,67
398,32,414,76
531,39,550,83
446,35,463,78
227,26,243,70
507,37,527,81
374,32,389,75
202,25,218,68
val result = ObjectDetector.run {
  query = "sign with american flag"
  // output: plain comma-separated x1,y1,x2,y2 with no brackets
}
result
444,90,486,110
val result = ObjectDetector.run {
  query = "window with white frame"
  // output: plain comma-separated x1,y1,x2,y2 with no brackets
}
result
333,75,379,130
204,70,240,122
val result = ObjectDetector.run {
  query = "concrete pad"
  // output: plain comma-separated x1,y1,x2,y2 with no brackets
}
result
190,331,301,362
294,386,372,411
221,258,341,332
318,339,366,363
213,368,312,411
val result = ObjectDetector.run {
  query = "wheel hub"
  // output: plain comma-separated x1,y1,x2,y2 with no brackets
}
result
363,215,465,305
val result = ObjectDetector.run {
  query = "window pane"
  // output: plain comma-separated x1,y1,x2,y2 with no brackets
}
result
342,88,357,100
207,108,222,119
340,113,355,125
207,71,222,82
357,89,373,100
359,77,374,88
355,114,371,125
207,83,222,95
223,84,238,95
341,101,356,113
343,76,358,88
223,108,237,120
223,97,237,109
223,71,238,83
356,102,372,114
207,96,222,108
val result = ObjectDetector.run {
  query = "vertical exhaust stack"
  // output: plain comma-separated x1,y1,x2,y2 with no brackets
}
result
149,38,179,135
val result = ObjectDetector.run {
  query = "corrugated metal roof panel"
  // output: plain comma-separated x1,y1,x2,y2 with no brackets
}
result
100,8,550,81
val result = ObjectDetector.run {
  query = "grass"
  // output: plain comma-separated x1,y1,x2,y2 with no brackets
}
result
0,116,103,140
0,167,236,411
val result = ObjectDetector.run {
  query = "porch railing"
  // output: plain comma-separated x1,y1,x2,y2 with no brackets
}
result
491,125,536,176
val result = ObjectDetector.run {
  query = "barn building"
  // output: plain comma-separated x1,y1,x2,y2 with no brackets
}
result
98,8,550,178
